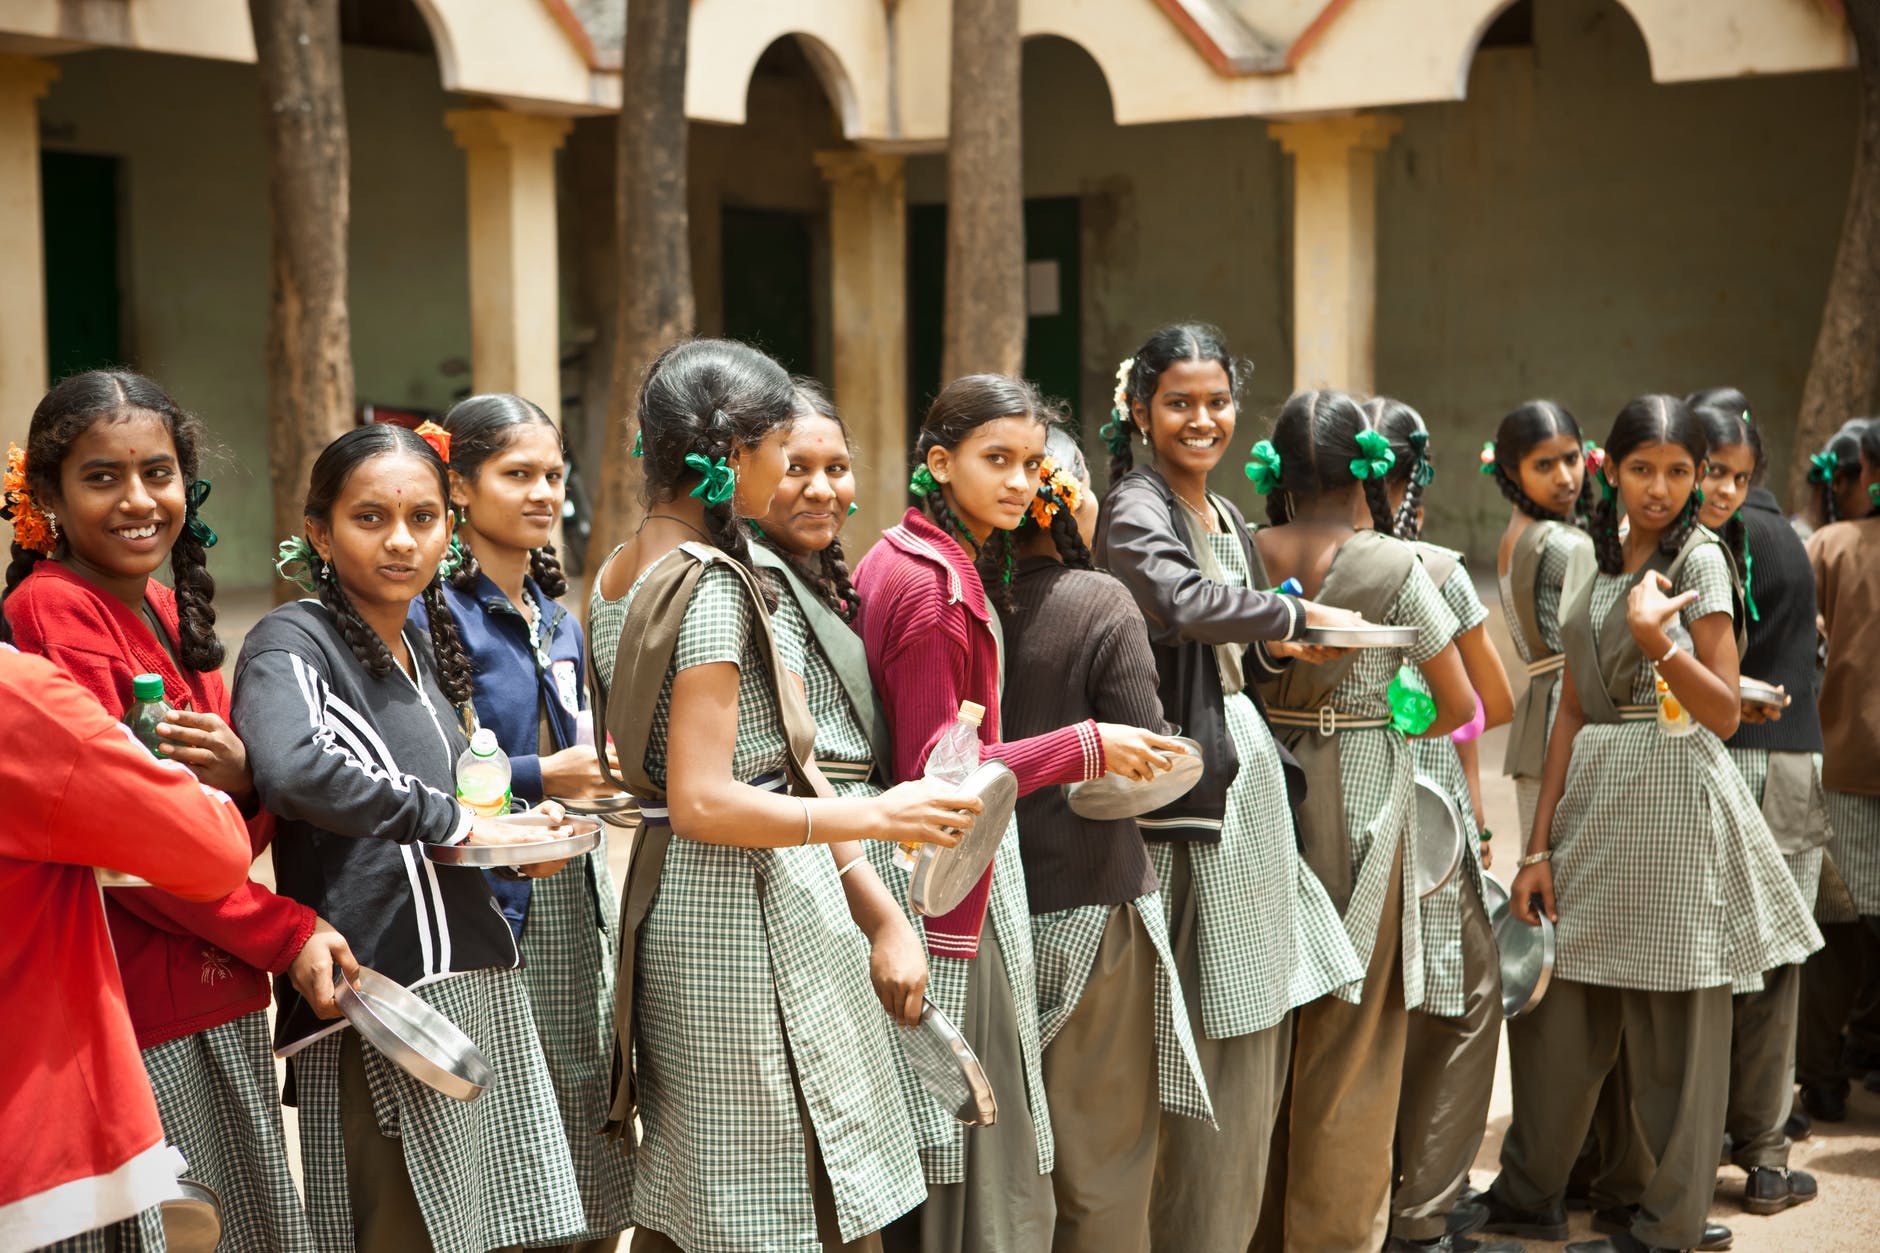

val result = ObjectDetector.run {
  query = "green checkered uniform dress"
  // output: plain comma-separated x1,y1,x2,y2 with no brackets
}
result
1551,544,1821,990
593,561,925,1248
1499,522,1585,833
762,571,877,793
1825,789,1880,916
1141,530,1362,1041
293,967,588,1253
1404,545,1491,1018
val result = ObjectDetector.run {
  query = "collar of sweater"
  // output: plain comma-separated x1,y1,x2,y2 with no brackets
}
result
882,507,990,622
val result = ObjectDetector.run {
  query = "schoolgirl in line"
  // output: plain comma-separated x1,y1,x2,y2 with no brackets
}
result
853,373,1183,1253
588,341,974,1253
1,370,324,1253
999,425,1211,1253
1249,389,1475,1253
1484,395,1819,1253
232,422,588,1253
1687,387,1825,1218
1801,416,1880,1126
1795,417,1872,538
1367,397,1519,1253
432,393,632,1251
1094,325,1365,1251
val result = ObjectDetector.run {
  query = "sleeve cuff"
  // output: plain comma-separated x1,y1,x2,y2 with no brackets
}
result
1283,595,1305,641
1250,641,1291,677
435,803,475,846
1077,720,1104,782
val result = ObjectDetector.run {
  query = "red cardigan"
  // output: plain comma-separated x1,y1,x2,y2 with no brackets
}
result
5,562,317,1046
0,647,252,1248
854,510,1101,956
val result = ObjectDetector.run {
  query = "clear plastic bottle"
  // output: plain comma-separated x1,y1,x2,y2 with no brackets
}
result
1654,622,1697,738
456,727,514,816
121,673,171,757
898,700,984,871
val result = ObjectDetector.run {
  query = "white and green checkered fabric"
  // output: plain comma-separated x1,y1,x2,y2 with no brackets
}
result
142,1010,316,1252
1724,747,1828,994
1826,789,1880,916
37,1207,167,1252
763,568,875,777
1550,545,1821,991
516,844,632,1243
293,968,588,1253
1500,524,1579,662
1031,893,1213,1123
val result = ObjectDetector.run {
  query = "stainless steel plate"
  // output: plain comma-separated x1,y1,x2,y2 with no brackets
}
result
1065,737,1205,821
899,998,997,1125
1413,775,1466,899
908,761,1018,918
422,815,603,867
1298,624,1422,648
1494,907,1555,1020
1479,871,1510,922
95,867,151,887
337,966,495,1101
159,1178,223,1253
1739,677,1787,709
550,792,638,816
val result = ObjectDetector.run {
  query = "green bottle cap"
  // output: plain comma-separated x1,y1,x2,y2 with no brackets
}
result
131,674,165,703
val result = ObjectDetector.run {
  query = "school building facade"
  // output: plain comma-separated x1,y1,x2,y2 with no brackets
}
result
0,0,1856,585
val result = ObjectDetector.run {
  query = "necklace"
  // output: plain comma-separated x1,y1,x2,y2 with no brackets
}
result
641,512,712,544
1175,490,1218,533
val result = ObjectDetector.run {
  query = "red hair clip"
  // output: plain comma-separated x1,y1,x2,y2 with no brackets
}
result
414,420,452,464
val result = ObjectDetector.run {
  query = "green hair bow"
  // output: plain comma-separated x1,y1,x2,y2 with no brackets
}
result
1387,666,1437,737
1349,428,1396,481
1244,440,1283,495
1407,433,1436,488
275,536,319,593
1477,440,1497,476
631,430,644,458
909,464,938,497
439,534,467,580
1098,411,1133,459
684,452,738,506
183,479,218,549
1809,450,1838,484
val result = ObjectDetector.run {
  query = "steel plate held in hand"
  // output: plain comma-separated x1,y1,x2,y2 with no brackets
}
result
1298,624,1422,648
908,760,1017,918
1494,907,1555,1020
159,1178,223,1253
337,966,495,1102
1739,677,1786,709
1413,775,1466,899
900,998,997,1125
423,814,603,867
1065,737,1205,821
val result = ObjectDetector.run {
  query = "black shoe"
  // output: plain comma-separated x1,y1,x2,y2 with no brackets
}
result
1454,1237,1527,1253
1799,1081,1848,1122
1389,1237,1530,1253
1783,1107,1812,1141
1564,1235,1663,1253
1448,1200,1489,1237
1743,1166,1819,1215
1591,1205,1637,1237
1699,1221,1734,1251
1479,1188,1569,1241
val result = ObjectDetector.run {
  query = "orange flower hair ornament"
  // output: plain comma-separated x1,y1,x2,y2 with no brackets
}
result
3,444,56,555
413,420,453,464
1026,456,1084,529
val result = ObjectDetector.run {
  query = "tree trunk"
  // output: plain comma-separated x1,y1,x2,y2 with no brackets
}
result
942,0,1026,381
1790,0,1880,512
250,0,353,602
586,0,694,574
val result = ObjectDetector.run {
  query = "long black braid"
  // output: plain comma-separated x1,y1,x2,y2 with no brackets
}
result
921,484,1020,613
1364,396,1430,540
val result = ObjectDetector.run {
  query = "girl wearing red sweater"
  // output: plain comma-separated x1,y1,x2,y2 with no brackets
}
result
854,374,1183,1253
1,371,334,1252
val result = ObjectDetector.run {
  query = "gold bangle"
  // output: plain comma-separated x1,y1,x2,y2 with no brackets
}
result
837,854,867,879
1517,849,1552,868
800,796,813,846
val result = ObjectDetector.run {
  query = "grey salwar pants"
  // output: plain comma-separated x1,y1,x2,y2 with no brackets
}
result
1727,962,1801,1171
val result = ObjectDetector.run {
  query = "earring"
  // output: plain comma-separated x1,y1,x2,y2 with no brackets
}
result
44,510,58,542
847,503,859,516
1138,428,1150,448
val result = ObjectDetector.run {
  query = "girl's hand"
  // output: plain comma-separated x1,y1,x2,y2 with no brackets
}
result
1626,571,1698,652
1510,860,1557,926
1095,725,1192,783
289,917,361,1020
467,800,574,878
540,744,625,799
1478,841,1494,871
873,781,980,847
868,912,930,1027
156,710,253,799
1738,682,1788,726
1269,638,1354,665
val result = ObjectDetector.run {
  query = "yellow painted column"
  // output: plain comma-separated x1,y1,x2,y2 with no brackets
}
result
0,56,58,454
816,149,908,550
444,109,573,419
1268,113,1402,394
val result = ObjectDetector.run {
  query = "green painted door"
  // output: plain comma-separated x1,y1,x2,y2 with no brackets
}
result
41,151,123,381
721,207,815,377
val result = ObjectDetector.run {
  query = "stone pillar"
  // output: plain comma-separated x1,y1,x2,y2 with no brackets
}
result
0,56,58,454
445,108,573,419
816,149,908,549
1268,113,1401,394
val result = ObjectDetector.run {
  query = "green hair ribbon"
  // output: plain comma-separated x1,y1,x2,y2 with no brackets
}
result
1870,483,1880,510
1599,473,1617,502
183,479,218,549
1098,411,1133,459
1741,533,1759,623
1244,440,1283,495
1477,441,1497,476
1349,428,1396,481
1387,666,1437,737
439,534,467,580
909,464,938,497
631,430,644,458
274,536,319,593
1808,450,1838,484
684,452,738,506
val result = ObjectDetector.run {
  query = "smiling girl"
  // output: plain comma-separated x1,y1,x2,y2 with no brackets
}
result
1484,395,1819,1253
2,370,326,1253
854,374,1182,1253
231,423,586,1253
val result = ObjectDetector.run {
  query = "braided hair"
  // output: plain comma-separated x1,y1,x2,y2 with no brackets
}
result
1364,396,1432,540
1486,400,1590,525
914,374,1050,612
1813,418,1872,524
440,393,569,598
752,379,863,621
1587,395,1707,577
1686,387,1762,593
1264,389,1395,535
0,370,223,671
1862,420,1880,518
636,339,798,607
302,425,475,706
1106,323,1245,488
1020,425,1095,570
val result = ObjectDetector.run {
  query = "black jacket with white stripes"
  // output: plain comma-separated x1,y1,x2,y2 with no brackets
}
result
232,599,516,1054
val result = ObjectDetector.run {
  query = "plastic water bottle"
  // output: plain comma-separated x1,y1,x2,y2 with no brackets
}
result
897,701,984,871
456,728,514,816
122,673,171,757
1654,623,1697,738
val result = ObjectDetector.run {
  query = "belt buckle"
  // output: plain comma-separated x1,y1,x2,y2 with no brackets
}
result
1318,705,1336,737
